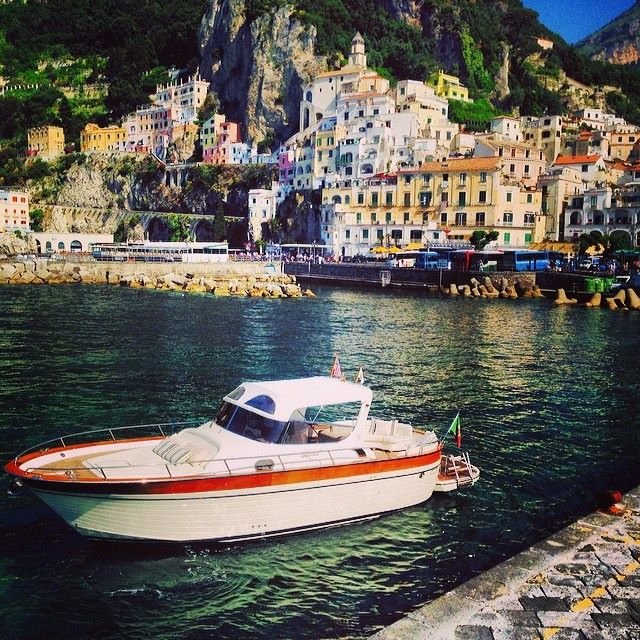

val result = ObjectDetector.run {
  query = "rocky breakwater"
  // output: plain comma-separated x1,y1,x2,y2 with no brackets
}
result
440,275,545,300
0,261,315,299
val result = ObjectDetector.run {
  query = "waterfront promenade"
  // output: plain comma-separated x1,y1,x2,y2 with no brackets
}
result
371,487,640,640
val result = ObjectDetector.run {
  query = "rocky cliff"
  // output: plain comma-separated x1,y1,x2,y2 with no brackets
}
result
198,0,326,149
197,0,515,147
577,2,640,65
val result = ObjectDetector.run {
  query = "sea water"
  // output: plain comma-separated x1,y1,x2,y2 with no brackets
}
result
1,284,639,640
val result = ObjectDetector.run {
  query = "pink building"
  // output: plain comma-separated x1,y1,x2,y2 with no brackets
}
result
0,188,29,232
201,116,241,165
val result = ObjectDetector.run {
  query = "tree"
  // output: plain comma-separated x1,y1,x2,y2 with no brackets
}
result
469,230,498,250
29,208,45,232
213,200,226,242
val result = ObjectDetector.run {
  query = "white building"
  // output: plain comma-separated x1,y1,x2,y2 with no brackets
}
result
248,184,278,242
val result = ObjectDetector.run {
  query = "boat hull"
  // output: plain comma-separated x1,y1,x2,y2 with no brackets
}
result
22,456,440,542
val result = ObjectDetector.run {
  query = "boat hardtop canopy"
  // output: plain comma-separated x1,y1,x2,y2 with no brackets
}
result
223,376,373,423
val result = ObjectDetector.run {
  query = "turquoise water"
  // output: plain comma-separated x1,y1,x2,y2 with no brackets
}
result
1,284,640,640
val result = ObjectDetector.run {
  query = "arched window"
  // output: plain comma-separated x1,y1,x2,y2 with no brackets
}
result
305,91,312,102
345,195,351,205
57,241,65,251
70,240,83,252
569,211,582,225
332,195,342,204
361,163,373,174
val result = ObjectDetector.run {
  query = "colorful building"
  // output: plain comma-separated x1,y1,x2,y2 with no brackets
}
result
27,125,65,160
426,70,471,103
0,188,29,232
80,123,127,153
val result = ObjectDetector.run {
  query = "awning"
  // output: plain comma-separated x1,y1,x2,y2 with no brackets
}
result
370,245,400,254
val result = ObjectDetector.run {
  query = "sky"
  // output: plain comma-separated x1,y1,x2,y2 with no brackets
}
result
522,0,636,44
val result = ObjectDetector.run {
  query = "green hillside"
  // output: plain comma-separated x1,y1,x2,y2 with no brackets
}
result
1,0,640,165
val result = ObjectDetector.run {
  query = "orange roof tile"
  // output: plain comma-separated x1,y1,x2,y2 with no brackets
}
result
553,154,602,165
400,157,501,173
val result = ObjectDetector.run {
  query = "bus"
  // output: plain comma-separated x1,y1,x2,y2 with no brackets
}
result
394,251,439,269
495,250,561,272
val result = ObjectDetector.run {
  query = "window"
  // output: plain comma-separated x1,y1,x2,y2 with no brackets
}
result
371,193,378,206
581,164,588,172
479,190,487,203
459,173,467,185
509,163,516,174
404,193,411,206
479,172,487,182
506,192,512,203
458,192,466,206
503,212,513,225
440,211,448,224
524,165,530,175
391,229,403,241
385,211,392,223
371,212,377,223
524,232,532,243
475,211,485,226
376,229,384,241
455,212,467,226
524,213,535,225
386,192,393,205
363,229,369,240
404,211,410,223
420,191,432,206
503,232,511,244
356,212,361,223
357,192,364,204
345,229,350,240
526,194,533,203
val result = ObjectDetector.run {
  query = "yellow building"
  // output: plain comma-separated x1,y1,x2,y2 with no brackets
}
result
320,156,545,255
427,70,471,103
80,123,127,153
27,125,65,160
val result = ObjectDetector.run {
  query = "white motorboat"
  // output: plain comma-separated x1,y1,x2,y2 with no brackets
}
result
4,375,475,543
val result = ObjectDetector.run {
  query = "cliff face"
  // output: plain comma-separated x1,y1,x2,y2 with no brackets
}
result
577,2,640,65
197,0,509,147
198,0,326,149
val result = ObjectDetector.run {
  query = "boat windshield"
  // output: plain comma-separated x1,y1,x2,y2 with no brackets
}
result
215,401,288,443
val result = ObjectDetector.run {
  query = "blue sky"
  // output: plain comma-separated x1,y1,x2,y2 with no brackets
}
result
523,0,635,43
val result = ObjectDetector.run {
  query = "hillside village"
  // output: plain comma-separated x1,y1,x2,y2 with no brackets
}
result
4,33,640,260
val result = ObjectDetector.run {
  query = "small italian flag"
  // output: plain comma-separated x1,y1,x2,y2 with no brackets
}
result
447,412,462,448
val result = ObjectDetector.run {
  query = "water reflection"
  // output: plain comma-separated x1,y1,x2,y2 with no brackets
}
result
1,284,640,640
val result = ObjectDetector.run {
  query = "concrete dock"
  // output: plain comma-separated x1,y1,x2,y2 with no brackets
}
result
371,487,640,640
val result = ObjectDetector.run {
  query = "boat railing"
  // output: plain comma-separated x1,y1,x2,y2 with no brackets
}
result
17,427,440,481
11,420,206,464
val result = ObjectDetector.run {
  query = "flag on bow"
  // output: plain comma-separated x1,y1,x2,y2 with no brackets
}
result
330,355,342,379
446,412,462,448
